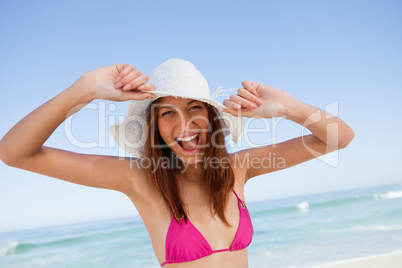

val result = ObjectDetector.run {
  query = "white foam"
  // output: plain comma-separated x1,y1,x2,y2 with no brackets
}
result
295,201,310,211
264,251,272,256
374,190,402,199
355,224,402,232
0,241,18,256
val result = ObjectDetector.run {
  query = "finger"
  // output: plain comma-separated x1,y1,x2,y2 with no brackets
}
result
115,64,135,82
237,88,262,106
114,69,141,89
223,99,242,110
122,73,149,91
114,63,128,76
222,103,256,117
123,91,157,101
241,81,259,97
138,83,155,91
222,101,242,116
221,107,240,116
229,94,258,109
119,69,146,90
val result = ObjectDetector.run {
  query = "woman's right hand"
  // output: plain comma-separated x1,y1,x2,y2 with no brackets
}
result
72,63,156,102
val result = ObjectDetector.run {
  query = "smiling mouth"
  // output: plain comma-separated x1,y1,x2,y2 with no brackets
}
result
175,133,201,153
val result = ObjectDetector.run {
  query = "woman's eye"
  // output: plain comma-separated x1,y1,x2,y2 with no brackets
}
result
162,106,201,116
190,106,201,110
162,111,174,116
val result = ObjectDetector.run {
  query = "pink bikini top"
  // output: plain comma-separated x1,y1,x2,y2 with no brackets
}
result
160,189,254,266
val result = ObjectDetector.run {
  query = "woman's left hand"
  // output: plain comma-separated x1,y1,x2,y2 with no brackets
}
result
222,81,294,118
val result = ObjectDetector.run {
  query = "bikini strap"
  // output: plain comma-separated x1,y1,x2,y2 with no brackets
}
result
232,189,246,209
232,188,240,200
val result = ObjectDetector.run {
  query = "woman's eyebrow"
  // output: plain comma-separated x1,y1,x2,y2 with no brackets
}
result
159,100,198,110
159,105,174,110
187,100,198,105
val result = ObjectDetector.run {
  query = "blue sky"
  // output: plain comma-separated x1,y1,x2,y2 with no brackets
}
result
0,0,401,232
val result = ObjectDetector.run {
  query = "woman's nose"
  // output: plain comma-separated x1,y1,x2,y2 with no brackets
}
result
175,111,196,132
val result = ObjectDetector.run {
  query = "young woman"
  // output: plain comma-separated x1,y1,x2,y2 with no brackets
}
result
0,58,354,267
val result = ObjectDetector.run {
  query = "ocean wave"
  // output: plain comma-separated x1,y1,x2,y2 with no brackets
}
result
264,250,272,256
250,189,402,217
0,241,18,256
0,225,140,256
354,224,402,232
374,191,402,199
295,201,309,211
251,195,371,217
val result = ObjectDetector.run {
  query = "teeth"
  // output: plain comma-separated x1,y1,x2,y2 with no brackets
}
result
176,133,198,142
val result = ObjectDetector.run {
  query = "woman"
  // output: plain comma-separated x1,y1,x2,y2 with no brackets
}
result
0,58,354,267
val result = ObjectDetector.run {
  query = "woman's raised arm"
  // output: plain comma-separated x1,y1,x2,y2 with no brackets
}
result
0,64,156,198
223,81,355,183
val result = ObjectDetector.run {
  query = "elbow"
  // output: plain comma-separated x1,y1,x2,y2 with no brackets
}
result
0,138,40,167
339,128,355,149
0,140,19,167
0,141,8,165
0,150,15,167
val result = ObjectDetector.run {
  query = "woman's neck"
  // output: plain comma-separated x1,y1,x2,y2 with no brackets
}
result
177,162,205,187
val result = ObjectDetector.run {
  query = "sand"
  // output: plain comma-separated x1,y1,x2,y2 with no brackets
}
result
309,251,402,268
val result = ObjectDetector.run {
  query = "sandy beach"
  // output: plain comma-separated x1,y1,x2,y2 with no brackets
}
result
309,251,402,268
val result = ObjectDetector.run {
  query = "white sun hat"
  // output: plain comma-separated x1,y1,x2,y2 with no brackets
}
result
109,58,244,158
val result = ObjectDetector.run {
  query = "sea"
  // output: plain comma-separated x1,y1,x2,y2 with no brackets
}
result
1,183,402,268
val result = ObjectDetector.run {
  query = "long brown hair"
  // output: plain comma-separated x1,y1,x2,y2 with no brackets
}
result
144,98,235,227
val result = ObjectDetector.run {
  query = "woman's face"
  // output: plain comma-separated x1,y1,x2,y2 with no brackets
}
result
156,96,210,163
